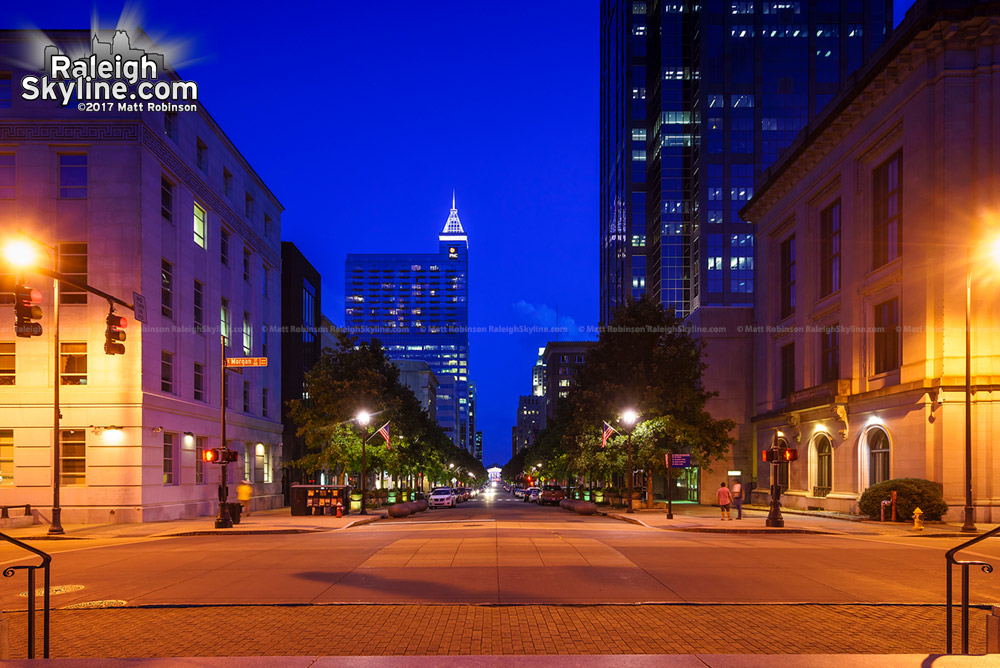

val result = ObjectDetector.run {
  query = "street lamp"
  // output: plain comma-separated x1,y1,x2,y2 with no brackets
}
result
356,410,371,515
4,235,63,534
621,409,638,514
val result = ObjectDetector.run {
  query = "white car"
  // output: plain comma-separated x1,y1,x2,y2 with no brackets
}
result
428,487,456,508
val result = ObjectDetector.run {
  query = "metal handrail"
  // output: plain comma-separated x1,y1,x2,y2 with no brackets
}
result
1,531,51,658
944,525,1000,654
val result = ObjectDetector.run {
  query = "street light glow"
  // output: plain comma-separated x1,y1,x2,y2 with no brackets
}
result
356,410,371,426
622,409,638,426
102,427,125,445
3,239,37,268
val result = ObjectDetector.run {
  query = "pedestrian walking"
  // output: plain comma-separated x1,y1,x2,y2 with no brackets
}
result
731,479,743,520
238,479,253,517
717,481,732,521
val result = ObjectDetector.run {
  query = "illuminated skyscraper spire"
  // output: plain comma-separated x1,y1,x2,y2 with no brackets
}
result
440,191,467,246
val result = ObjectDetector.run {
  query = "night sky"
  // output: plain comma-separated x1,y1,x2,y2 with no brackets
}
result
3,1,916,466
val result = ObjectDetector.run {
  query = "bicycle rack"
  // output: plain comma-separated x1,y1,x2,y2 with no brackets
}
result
1,531,51,658
945,525,1000,654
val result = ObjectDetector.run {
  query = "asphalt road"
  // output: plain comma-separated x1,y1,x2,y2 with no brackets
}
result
3,489,1000,609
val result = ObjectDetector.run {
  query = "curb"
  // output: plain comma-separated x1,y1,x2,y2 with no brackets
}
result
341,514,386,529
600,512,653,528
601,512,837,535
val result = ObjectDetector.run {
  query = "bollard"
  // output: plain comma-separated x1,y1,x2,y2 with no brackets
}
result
881,499,892,522
988,605,1000,654
912,506,924,531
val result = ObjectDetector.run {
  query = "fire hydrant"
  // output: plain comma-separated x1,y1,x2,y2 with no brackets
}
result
912,506,924,531
336,501,343,518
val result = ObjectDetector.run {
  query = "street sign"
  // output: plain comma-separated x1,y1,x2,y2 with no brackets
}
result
132,292,147,323
666,453,691,468
226,357,268,367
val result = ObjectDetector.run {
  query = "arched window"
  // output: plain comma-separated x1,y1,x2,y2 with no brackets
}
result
814,434,832,497
868,427,890,486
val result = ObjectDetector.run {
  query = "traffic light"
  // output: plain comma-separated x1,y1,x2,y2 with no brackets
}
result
104,311,127,355
223,449,239,463
203,448,221,463
762,448,799,462
14,283,43,337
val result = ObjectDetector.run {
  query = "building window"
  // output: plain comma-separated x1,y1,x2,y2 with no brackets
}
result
242,312,253,356
58,154,87,199
873,151,902,268
61,429,85,485
780,343,795,398
161,175,174,222
262,444,272,483
873,298,900,374
245,192,254,219
223,168,233,198
0,153,15,198
220,228,230,266
820,199,840,297
161,258,174,320
303,280,316,343
779,236,795,319
261,323,269,357
868,427,891,486
243,381,251,413
244,442,253,481
163,432,176,485
193,203,207,248
243,249,252,282
58,243,88,304
59,342,87,385
0,342,13,385
820,324,839,384
262,387,269,418
221,298,231,347
194,362,205,402
0,429,12,486
193,280,205,332
164,111,178,141
195,436,206,484
262,266,270,299
814,434,832,497
0,72,10,108
161,350,174,393
196,138,208,172
264,214,272,238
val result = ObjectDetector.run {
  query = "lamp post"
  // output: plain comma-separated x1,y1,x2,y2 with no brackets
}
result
621,409,638,514
4,238,63,535
962,246,976,533
356,410,371,515
765,430,784,528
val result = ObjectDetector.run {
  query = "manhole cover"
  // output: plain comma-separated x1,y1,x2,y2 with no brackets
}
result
63,599,128,609
19,584,85,597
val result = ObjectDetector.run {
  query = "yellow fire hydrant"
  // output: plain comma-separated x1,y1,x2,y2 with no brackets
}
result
912,506,924,531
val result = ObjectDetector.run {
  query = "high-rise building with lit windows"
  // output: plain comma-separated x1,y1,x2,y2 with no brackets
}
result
600,0,893,503
345,197,473,452
601,0,892,322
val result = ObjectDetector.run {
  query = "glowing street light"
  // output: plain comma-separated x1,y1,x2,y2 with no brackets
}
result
620,409,639,514
356,410,372,515
356,411,371,427
2,239,37,268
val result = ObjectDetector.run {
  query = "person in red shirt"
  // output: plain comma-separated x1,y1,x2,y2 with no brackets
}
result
717,481,733,521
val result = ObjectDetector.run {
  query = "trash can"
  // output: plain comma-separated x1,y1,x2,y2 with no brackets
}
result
229,502,242,525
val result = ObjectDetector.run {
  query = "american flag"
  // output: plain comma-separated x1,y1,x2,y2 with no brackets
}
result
377,422,391,449
601,421,618,448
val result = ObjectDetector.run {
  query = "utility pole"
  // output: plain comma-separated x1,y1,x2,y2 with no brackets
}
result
216,335,234,528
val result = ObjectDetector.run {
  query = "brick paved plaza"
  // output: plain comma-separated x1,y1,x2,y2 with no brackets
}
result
4,604,989,657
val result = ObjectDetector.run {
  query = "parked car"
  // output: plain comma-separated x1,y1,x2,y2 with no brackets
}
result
523,487,540,503
513,487,525,498
428,487,456,508
539,484,565,505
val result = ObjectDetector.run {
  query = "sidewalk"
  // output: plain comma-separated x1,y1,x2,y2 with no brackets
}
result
601,503,1000,537
0,507,385,541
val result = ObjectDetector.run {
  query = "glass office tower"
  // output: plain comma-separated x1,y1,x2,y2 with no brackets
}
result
600,0,892,321
345,198,472,452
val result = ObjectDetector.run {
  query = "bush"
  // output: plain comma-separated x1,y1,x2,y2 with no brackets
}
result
858,478,948,521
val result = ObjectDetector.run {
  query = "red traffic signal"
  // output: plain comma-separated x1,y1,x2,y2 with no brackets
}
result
203,448,221,463
14,283,43,337
105,312,127,355
782,448,799,462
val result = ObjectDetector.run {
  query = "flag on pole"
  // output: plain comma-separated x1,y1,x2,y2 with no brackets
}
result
601,421,618,448
377,422,391,449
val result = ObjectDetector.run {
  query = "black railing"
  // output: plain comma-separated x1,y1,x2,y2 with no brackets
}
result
945,524,1000,654
1,531,51,658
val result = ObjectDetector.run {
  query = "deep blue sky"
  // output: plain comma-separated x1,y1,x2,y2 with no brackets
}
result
3,1,916,466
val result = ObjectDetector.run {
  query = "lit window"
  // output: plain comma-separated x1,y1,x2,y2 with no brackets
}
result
195,436,206,484
0,429,12,486
0,342,13,385
61,429,86,485
59,342,87,385
163,432,176,485
243,312,253,356
193,203,207,248
221,298,231,347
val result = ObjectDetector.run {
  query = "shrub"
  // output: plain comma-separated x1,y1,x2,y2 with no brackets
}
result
858,478,948,521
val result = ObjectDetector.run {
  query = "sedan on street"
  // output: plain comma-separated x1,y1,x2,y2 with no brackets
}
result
428,487,456,508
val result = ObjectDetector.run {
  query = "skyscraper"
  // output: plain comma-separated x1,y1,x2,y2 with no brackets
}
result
345,197,472,452
600,1,892,322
